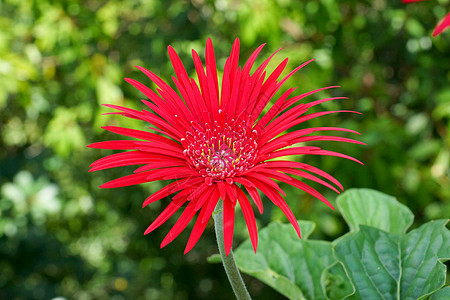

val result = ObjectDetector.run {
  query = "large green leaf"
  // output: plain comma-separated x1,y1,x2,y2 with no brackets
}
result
234,221,335,300
336,189,414,234
322,262,354,299
429,286,450,299
334,220,450,300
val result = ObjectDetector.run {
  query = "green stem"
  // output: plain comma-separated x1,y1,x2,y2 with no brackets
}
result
213,200,252,300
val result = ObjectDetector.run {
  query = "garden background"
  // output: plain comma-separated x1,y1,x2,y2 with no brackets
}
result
0,0,449,299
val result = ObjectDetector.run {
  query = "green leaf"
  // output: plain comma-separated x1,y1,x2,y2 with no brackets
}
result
334,220,450,300
234,221,334,300
430,286,450,299
337,188,414,234
322,262,354,299
206,253,221,264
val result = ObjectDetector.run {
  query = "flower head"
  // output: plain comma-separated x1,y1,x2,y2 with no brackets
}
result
89,38,363,255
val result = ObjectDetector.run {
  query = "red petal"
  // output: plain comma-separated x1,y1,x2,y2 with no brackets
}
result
244,185,263,214
268,147,364,165
277,59,315,89
225,184,238,205
217,181,227,201
160,200,197,248
255,87,297,131
236,188,258,252
260,110,361,145
226,66,242,119
205,38,219,106
244,173,286,196
184,189,220,254
233,176,255,188
172,77,202,122
234,71,252,119
281,86,340,111
223,197,236,256
217,181,237,205
433,12,450,37
87,140,138,150
250,179,301,239
229,38,240,85
100,171,153,188
303,96,347,110
168,46,190,87
259,126,361,154
187,183,210,201
133,161,186,173
145,167,196,181
142,177,203,207
103,102,182,139
195,187,215,211
289,135,366,146
251,47,282,84
277,167,340,193
192,49,211,116
102,126,181,147
124,78,167,107
220,59,231,113
102,103,143,119
258,169,335,210
135,145,185,159
90,151,181,172
144,197,188,234
253,160,344,190
136,66,193,123
249,58,288,119
201,188,221,223
252,59,315,120
242,43,266,76
245,71,266,115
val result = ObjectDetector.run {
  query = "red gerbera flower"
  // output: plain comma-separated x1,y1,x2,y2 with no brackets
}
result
402,0,450,36
88,38,363,255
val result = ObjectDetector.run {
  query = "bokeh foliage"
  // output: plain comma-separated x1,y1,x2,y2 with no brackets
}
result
0,0,449,299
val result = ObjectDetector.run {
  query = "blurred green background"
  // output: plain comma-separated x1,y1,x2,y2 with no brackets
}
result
1,0,449,299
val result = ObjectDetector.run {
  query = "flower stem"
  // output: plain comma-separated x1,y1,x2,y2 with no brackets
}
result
213,200,252,300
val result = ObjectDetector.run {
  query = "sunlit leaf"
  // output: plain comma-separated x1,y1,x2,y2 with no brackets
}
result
337,189,414,235
430,286,450,300
235,221,334,300
334,220,450,300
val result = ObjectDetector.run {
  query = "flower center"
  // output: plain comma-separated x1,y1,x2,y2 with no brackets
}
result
182,119,258,181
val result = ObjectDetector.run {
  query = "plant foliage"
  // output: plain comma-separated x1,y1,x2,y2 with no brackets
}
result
235,189,450,299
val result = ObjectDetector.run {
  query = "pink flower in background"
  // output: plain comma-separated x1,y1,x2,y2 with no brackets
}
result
433,12,450,36
402,0,450,36
89,38,363,255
